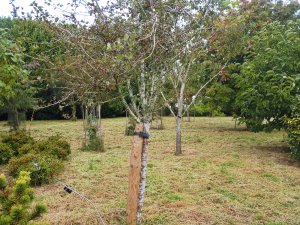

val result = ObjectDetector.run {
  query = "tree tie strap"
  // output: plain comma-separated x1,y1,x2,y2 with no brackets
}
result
133,131,150,139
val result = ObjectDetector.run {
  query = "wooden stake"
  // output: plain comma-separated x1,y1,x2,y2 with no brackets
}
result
127,123,144,225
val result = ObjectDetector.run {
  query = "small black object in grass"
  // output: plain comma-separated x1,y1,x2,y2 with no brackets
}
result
133,132,149,139
64,185,73,194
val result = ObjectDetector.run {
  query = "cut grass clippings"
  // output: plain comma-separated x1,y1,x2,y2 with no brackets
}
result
0,117,299,225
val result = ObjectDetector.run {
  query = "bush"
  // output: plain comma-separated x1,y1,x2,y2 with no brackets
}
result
1,132,70,186
1,131,34,156
0,171,47,224
288,130,300,160
0,143,14,164
190,103,224,117
82,136,104,152
8,154,63,185
18,142,38,156
286,116,300,160
37,136,71,160
82,125,104,152
15,135,71,160
7,153,37,177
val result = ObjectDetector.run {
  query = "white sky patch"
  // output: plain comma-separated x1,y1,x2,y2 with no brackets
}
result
0,0,108,21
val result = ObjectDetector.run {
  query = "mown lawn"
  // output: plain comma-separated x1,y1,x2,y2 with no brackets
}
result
1,117,299,225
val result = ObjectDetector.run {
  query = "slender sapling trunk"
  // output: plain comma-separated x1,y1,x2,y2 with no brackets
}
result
137,121,150,224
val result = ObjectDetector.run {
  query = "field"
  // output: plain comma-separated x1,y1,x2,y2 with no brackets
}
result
1,117,300,225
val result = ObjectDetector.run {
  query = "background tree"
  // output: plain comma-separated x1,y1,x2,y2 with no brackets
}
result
0,17,73,120
234,19,300,131
0,30,34,130
234,19,300,158
160,0,226,155
209,0,300,117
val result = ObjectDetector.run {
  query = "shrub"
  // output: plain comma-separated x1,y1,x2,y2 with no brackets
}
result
18,143,39,156
0,171,47,224
288,130,300,160
82,136,104,152
286,116,300,160
8,153,37,177
1,131,34,156
82,125,104,152
16,135,70,160
8,154,63,185
1,133,70,185
190,103,224,117
30,156,63,186
0,143,14,164
37,136,71,160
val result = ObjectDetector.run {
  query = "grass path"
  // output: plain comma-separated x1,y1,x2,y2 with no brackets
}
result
1,117,299,224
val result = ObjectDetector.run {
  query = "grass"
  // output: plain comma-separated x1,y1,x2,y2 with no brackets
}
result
0,117,300,225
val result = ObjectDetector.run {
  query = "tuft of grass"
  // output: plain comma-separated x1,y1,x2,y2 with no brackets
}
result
194,135,204,143
261,173,280,182
216,188,238,201
191,159,212,169
166,193,183,201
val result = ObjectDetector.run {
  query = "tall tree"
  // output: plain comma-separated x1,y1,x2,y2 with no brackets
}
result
234,19,300,132
0,18,71,120
159,0,225,155
0,30,33,130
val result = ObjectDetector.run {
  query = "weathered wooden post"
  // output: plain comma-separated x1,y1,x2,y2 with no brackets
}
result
127,123,144,225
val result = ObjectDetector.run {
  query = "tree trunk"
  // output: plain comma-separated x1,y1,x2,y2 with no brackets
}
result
155,116,158,129
98,104,102,136
72,106,76,119
127,124,144,225
14,107,19,131
137,121,150,224
85,106,88,145
160,108,164,129
72,103,76,119
175,116,182,155
193,109,195,122
125,110,128,131
175,81,184,155
9,105,19,131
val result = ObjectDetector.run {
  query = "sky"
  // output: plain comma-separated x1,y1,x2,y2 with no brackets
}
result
0,0,108,19
1,0,299,18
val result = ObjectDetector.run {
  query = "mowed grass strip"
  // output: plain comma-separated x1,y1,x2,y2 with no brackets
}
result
0,117,299,225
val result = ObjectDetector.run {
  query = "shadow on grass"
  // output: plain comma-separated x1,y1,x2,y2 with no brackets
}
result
255,144,300,168
216,127,249,132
